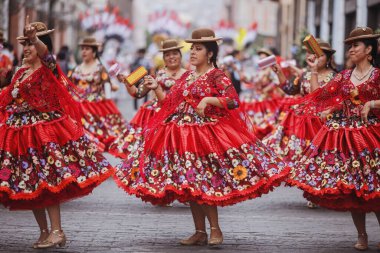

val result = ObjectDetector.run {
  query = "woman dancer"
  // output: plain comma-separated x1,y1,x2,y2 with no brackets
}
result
0,18,113,248
108,39,187,158
115,28,289,246
241,48,284,138
287,27,380,251
68,37,127,151
264,39,336,164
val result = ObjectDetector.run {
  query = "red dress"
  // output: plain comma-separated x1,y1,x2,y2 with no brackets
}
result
108,69,186,159
114,68,289,206
0,53,114,210
69,62,127,151
264,71,335,164
287,68,380,212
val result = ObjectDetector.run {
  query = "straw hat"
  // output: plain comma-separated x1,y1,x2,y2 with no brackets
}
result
316,39,336,54
344,27,380,43
78,37,102,47
159,39,183,52
185,28,222,43
16,22,54,40
256,48,273,57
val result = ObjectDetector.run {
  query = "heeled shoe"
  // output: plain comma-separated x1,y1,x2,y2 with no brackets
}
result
208,227,223,246
354,233,368,251
180,230,208,246
36,229,66,249
32,229,49,249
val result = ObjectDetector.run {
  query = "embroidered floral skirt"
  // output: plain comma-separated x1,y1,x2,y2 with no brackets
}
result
108,99,158,159
0,109,114,210
241,98,281,138
80,99,127,151
114,114,290,206
263,108,322,165
287,114,380,212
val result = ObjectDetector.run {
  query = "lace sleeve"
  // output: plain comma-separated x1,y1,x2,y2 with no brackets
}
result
40,50,58,78
293,71,347,115
213,69,239,110
280,74,302,95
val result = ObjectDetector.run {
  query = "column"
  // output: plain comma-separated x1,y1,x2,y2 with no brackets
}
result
320,0,329,41
307,0,316,35
356,0,368,26
332,0,345,67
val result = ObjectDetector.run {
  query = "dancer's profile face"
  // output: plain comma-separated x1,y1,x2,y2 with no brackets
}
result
21,40,38,64
348,41,372,64
163,50,181,70
190,43,208,67
81,46,96,63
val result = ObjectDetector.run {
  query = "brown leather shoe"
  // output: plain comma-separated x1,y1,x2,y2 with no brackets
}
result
180,230,208,246
208,227,223,246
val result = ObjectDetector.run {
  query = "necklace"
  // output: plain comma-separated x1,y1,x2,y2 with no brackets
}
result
352,66,373,81
166,68,180,78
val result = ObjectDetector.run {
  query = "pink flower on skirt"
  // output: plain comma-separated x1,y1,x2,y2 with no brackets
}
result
0,168,12,181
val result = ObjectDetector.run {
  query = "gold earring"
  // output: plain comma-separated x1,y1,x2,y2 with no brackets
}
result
207,58,211,64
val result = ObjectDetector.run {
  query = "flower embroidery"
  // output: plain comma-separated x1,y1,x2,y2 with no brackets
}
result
233,166,248,181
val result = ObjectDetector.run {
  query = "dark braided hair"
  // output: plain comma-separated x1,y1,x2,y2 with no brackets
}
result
203,41,219,68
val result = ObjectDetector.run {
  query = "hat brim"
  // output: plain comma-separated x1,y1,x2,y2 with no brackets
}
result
16,29,55,40
344,34,380,43
159,46,183,52
257,50,272,56
78,42,102,47
320,47,336,54
185,37,223,43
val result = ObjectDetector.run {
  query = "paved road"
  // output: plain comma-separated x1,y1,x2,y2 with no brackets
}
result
1,98,380,253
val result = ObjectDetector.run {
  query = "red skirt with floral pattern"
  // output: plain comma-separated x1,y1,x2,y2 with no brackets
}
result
287,113,380,212
0,108,114,210
108,99,157,159
264,108,323,164
79,99,127,151
115,104,290,206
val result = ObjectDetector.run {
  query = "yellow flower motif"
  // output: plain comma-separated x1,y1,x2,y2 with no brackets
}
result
91,156,97,162
125,134,134,142
42,113,49,120
151,170,159,177
326,114,333,121
96,129,104,135
47,156,54,165
370,159,376,167
233,165,248,181
87,149,94,157
130,167,139,180
70,155,78,162
215,192,223,197
352,160,360,168
332,123,340,130
101,71,109,81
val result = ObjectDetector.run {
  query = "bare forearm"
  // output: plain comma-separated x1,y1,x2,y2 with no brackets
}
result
204,97,223,108
31,37,48,58
154,86,166,102
310,72,319,92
